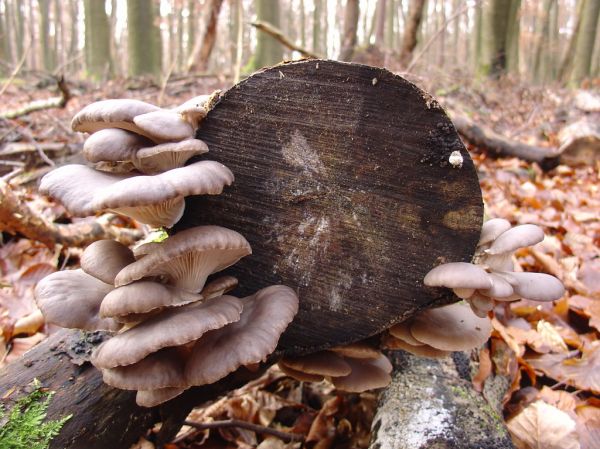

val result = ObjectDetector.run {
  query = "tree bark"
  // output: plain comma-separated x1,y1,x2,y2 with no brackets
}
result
559,0,585,82
38,0,54,72
339,0,360,61
127,0,162,78
186,0,224,72
479,0,512,77
532,0,555,84
398,0,425,67
84,0,112,80
569,0,600,84
370,351,515,449
247,0,283,71
505,0,521,74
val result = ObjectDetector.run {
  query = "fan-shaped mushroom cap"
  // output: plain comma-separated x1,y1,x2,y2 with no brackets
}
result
174,94,210,128
330,342,381,359
100,281,203,319
278,363,324,382
388,320,423,346
133,110,194,142
92,295,243,369
83,128,150,163
81,240,135,284
330,355,392,392
101,347,187,389
34,269,119,331
410,302,492,351
134,139,209,174
71,99,160,139
115,226,251,292
136,387,187,407
424,262,492,290
201,276,239,299
39,161,234,227
478,272,515,299
280,352,351,376
487,224,544,255
495,272,565,302
185,285,299,386
381,334,450,358
478,218,512,247
467,294,494,318
452,287,475,299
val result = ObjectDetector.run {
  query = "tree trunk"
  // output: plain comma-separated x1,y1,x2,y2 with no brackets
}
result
479,0,512,77
370,351,515,449
398,0,425,67
505,0,520,74
339,0,360,61
38,0,54,71
374,0,387,47
187,0,224,72
0,0,11,73
312,0,323,54
84,0,112,80
569,0,600,84
127,0,162,78
559,0,585,82
532,0,555,84
247,0,283,71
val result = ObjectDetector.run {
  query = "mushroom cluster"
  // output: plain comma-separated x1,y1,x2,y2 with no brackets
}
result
382,302,492,357
424,219,565,317
34,97,300,407
278,342,393,392
39,95,229,228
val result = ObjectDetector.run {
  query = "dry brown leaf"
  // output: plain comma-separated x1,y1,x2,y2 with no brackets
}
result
569,295,600,332
4,332,46,365
575,405,600,449
306,395,341,445
472,347,492,392
538,386,578,413
507,400,580,449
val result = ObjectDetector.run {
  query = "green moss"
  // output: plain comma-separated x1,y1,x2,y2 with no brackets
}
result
0,381,71,449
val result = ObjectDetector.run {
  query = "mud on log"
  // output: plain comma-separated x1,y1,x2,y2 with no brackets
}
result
1,61,483,448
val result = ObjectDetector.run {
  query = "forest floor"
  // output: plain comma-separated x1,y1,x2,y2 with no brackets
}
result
0,73,598,449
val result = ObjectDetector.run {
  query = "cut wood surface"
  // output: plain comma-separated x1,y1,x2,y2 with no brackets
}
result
179,60,483,353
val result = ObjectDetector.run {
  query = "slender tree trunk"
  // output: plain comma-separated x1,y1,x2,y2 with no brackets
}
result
437,0,446,68
14,0,24,63
339,0,360,61
374,0,387,47
38,0,54,71
312,0,323,54
127,0,162,78
300,0,306,49
385,0,396,50
479,0,512,77
532,0,555,84
569,0,600,84
398,0,425,67
68,0,79,73
472,2,483,71
559,0,585,82
0,0,11,72
187,0,197,59
84,0,112,81
53,0,62,69
247,0,282,71
548,0,559,80
233,0,243,82
505,0,520,74
187,0,224,72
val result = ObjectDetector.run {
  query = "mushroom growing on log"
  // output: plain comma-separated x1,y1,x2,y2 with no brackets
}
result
1,60,492,449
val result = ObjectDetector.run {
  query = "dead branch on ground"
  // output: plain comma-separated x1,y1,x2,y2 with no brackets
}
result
1,76,72,120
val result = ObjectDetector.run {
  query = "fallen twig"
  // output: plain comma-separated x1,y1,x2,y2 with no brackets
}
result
1,76,71,120
183,419,305,443
0,180,142,248
251,21,320,59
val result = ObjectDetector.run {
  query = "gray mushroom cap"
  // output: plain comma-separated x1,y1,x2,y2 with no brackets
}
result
133,110,194,142
478,218,512,247
381,333,450,358
92,295,243,369
133,139,209,174
185,285,299,386
99,281,203,319
39,161,234,227
71,99,161,140
478,272,515,299
136,387,187,407
201,276,239,299
330,355,392,392
174,94,210,128
80,240,135,284
330,342,381,359
487,224,545,255
280,352,352,376
83,128,150,163
278,363,324,382
115,226,251,292
410,302,492,351
495,271,565,302
388,320,423,346
424,262,492,290
101,347,187,390
34,269,119,331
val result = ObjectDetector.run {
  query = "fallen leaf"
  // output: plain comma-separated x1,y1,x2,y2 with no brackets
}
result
575,405,600,449
507,400,580,449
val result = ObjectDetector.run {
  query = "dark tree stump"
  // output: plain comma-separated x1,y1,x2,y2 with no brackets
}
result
179,59,483,353
1,60,483,448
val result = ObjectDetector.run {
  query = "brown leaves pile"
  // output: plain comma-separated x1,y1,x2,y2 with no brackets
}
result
474,153,600,449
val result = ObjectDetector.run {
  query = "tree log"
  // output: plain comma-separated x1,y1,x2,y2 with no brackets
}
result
557,117,600,166
370,350,514,449
1,60,483,448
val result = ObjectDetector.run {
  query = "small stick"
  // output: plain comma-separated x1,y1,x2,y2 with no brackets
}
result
183,419,305,443
251,21,320,59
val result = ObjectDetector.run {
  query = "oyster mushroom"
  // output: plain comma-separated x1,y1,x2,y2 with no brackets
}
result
114,226,251,292
80,240,135,284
